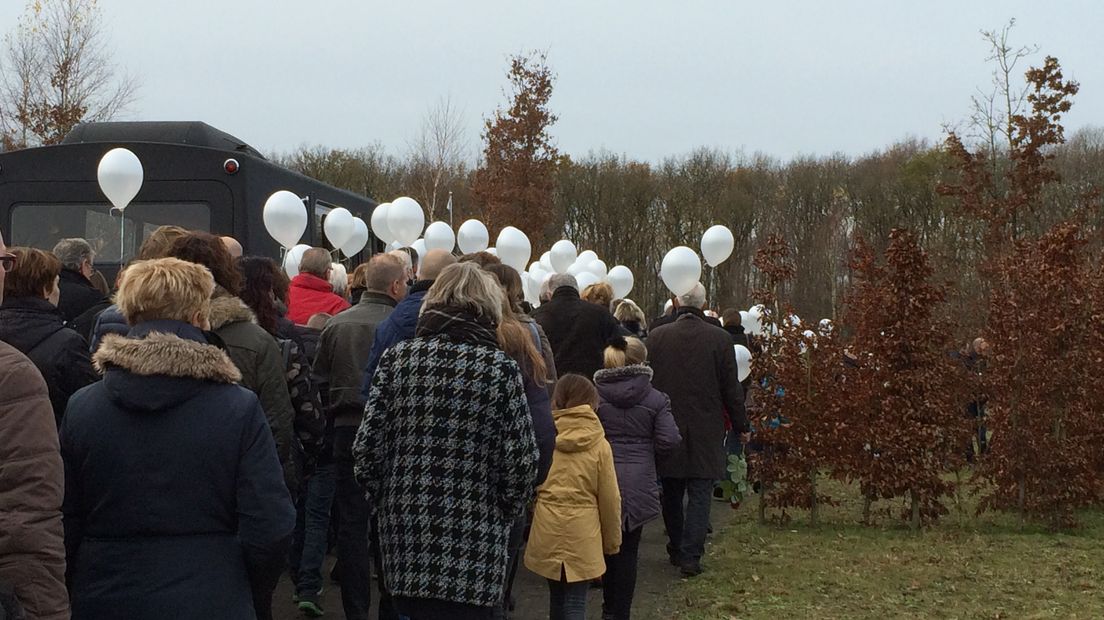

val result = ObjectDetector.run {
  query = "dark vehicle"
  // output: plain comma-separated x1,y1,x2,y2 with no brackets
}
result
0,121,378,281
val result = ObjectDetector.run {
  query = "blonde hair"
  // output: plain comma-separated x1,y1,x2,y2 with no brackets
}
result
613,299,646,324
422,262,504,324
137,225,190,260
604,336,647,369
581,282,614,308
116,257,214,326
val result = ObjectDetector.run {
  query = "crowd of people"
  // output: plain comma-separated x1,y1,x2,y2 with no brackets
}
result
0,225,756,620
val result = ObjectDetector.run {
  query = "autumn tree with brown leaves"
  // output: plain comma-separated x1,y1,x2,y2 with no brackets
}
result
841,231,969,529
471,50,560,246
942,54,1104,527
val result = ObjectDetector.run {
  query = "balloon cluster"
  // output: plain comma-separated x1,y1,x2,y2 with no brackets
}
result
656,224,737,297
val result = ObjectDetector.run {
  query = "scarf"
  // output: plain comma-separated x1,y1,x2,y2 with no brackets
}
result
416,305,500,350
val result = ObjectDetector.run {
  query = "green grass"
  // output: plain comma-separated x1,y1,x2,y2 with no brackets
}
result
671,479,1104,619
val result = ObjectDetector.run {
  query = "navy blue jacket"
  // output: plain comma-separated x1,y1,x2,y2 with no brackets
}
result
87,304,127,353
61,321,295,619
359,281,431,400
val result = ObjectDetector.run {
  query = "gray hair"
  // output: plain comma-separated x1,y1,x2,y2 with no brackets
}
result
547,273,578,293
678,282,707,309
422,262,504,324
328,263,348,296
52,238,94,270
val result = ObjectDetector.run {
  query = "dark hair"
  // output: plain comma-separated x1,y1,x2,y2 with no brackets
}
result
166,232,243,295
721,308,744,332
552,374,599,410
4,247,60,299
458,251,502,268
239,256,283,335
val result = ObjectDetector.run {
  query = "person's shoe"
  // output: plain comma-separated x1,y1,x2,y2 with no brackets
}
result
680,562,703,578
298,598,324,617
666,543,680,566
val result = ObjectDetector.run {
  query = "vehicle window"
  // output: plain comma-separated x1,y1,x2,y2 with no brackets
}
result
10,202,211,262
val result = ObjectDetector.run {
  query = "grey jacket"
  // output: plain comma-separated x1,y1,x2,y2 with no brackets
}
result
315,292,398,427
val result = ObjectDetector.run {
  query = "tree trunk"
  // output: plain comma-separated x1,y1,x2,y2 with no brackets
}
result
808,467,819,527
758,484,768,526
862,495,873,525
909,489,921,530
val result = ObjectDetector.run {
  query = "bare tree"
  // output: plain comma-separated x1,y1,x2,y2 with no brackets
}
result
409,95,468,222
968,19,1038,162
1,0,138,148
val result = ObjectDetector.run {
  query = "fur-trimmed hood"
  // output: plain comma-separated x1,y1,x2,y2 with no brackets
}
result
208,290,257,331
593,364,654,410
95,330,242,384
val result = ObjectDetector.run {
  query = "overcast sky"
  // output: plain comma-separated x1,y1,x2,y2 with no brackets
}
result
4,1,1101,162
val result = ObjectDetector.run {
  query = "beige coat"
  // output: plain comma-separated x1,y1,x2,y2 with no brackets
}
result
524,405,622,582
0,341,68,619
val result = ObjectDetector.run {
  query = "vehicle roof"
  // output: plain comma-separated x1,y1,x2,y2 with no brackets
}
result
61,121,266,159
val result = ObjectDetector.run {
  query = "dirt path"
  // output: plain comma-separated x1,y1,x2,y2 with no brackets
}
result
274,501,737,619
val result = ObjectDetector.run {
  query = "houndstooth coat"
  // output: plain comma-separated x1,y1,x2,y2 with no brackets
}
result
353,334,538,608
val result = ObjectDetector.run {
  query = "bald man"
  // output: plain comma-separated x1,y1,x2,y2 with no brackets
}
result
220,236,243,259
359,249,457,399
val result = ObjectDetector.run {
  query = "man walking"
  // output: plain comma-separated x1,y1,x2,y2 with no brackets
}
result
648,283,747,577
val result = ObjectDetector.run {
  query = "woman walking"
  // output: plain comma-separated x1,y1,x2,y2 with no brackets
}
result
61,257,294,619
593,336,681,619
525,375,622,620
354,262,538,620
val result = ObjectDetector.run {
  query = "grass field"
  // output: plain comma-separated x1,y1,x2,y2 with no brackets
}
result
671,479,1104,619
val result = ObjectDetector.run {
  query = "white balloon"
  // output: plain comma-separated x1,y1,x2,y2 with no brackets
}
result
387,196,425,247
529,264,548,289
496,226,532,273
457,219,490,254
485,247,497,256
701,225,735,267
567,258,589,277
371,203,395,245
577,250,598,265
734,344,753,382
586,259,608,279
576,271,600,291
660,246,702,296
550,240,577,274
741,310,762,336
606,265,634,299
424,221,456,253
522,272,538,305
389,241,403,251
97,148,144,211
283,244,311,278
540,251,554,272
340,217,370,257
411,238,427,259
263,190,308,249
323,207,355,249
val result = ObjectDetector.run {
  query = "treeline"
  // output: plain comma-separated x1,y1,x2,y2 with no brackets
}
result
276,126,1104,325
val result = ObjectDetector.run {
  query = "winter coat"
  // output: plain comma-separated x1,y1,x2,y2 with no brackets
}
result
0,296,98,425
510,318,558,486
532,287,621,379
594,364,681,531
359,281,432,400
648,313,747,480
287,273,350,325
87,304,128,353
649,306,722,332
208,293,297,486
524,405,622,583
62,321,295,619
56,268,108,326
353,329,538,608
315,292,397,427
0,342,68,620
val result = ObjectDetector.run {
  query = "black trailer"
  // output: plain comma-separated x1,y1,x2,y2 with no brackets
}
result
0,121,378,280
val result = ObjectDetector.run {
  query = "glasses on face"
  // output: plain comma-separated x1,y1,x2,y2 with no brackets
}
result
0,254,15,273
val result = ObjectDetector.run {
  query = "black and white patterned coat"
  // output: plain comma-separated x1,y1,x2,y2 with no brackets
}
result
353,334,538,608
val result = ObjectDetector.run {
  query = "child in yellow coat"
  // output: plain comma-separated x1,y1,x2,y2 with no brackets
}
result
525,374,622,620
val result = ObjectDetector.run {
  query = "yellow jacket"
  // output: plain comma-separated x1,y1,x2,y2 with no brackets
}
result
524,405,622,582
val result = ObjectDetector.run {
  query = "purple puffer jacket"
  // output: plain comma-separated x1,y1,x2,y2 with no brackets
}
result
594,364,681,532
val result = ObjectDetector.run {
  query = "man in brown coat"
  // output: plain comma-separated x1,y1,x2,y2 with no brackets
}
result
0,230,68,619
648,282,747,578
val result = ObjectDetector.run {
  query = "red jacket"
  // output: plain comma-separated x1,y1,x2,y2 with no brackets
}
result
287,273,350,325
